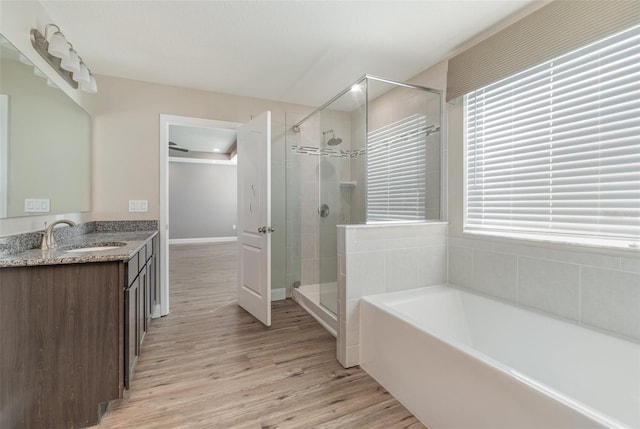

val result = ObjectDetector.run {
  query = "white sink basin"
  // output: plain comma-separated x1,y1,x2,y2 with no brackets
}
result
64,242,126,253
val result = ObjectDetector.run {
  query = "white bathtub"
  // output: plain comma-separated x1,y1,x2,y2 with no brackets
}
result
360,285,639,429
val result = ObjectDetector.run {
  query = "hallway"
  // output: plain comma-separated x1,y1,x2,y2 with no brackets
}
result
99,242,424,428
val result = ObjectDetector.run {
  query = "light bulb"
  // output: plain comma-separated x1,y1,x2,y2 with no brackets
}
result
47,31,70,59
60,50,81,73
72,63,91,84
79,75,98,93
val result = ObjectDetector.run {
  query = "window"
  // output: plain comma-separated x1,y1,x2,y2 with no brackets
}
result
367,114,433,222
465,24,640,247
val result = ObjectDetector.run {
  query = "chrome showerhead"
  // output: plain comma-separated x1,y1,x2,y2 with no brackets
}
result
322,129,342,146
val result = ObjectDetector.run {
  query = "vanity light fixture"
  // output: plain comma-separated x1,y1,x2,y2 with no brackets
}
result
60,49,81,73
30,24,98,93
79,75,98,93
73,62,91,84
47,28,71,59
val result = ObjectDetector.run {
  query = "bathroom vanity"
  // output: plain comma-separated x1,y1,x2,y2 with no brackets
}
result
0,226,159,429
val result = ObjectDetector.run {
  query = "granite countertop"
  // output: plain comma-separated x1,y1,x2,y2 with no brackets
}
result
0,230,158,268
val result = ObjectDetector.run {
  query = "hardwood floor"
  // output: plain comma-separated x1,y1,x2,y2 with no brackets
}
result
98,242,425,429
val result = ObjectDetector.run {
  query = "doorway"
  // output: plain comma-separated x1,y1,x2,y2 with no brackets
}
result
159,114,241,316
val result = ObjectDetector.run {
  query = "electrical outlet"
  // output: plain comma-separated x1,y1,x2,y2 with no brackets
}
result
24,198,50,213
128,200,148,212
232,224,236,230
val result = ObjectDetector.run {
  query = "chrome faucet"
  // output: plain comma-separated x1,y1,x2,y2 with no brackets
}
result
41,219,76,250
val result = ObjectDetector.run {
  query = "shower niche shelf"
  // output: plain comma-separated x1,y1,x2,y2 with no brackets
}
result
339,181,357,188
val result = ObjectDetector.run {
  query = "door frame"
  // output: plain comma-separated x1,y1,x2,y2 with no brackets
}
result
158,114,241,317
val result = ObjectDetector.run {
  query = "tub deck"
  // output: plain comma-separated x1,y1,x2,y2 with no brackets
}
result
360,285,639,429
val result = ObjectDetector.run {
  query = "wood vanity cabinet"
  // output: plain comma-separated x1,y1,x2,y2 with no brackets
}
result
123,237,157,388
0,234,158,429
0,262,123,429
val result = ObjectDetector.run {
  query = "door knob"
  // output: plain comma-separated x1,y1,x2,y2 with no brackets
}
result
319,203,330,217
258,226,275,234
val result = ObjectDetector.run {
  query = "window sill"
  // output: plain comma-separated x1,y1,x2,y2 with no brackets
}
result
463,228,640,253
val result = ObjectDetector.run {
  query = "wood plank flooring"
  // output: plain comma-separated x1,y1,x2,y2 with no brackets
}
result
97,242,425,429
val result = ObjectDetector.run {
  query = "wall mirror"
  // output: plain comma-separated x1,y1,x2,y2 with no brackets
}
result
0,33,90,219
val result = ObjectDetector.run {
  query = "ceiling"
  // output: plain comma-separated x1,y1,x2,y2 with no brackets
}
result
39,0,539,108
169,124,237,154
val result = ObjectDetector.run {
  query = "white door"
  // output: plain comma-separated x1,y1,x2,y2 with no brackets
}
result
237,111,272,326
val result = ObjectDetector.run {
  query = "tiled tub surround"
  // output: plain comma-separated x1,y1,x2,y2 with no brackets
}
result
0,220,158,265
360,286,639,429
336,222,448,367
448,236,640,342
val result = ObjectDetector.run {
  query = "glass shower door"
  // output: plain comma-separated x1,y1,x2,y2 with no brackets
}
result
318,156,339,314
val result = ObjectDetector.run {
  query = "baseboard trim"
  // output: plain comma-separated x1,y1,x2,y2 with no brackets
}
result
169,237,237,245
271,288,286,301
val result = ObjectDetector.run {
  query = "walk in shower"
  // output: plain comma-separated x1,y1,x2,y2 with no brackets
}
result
286,75,442,334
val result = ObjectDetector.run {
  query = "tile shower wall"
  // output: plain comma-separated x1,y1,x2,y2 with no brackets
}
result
337,222,448,367
447,236,640,342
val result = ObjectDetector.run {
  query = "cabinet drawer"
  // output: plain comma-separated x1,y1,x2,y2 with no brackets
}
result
127,254,139,285
138,246,147,266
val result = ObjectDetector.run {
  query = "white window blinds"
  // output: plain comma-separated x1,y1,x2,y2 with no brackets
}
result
367,114,428,222
465,24,640,245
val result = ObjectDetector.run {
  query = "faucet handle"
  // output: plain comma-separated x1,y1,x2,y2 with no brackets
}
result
40,231,50,250
41,219,76,250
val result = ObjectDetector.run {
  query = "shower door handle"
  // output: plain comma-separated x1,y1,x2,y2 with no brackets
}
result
258,226,275,234
319,204,330,218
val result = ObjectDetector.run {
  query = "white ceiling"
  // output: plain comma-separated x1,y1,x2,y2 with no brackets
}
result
169,124,237,154
39,0,539,107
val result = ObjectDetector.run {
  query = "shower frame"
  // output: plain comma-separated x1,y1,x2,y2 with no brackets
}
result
288,74,444,334
293,74,441,131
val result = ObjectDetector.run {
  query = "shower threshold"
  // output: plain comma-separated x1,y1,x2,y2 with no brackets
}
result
292,283,337,337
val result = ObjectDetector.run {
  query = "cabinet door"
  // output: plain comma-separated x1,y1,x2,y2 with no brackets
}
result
146,257,153,327
138,268,147,348
151,235,160,315
124,276,139,389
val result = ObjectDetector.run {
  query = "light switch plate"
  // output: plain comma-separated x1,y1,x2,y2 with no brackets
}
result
25,198,50,213
128,200,148,212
